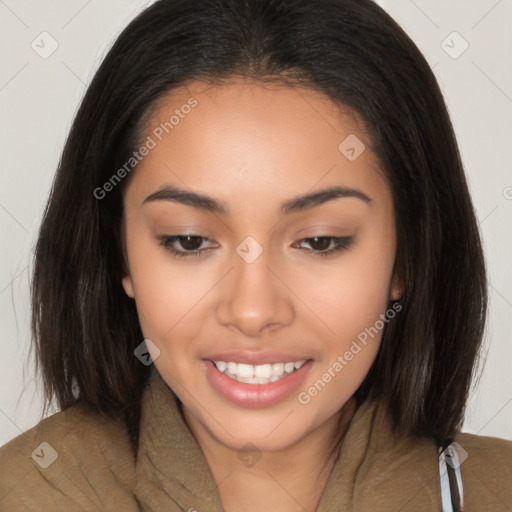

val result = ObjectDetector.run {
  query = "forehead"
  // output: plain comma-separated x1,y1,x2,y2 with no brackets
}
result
127,78,389,211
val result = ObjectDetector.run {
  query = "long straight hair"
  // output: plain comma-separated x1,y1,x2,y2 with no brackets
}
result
32,0,487,453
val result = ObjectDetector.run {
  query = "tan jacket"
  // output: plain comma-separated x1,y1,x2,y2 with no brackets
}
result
1,369,511,511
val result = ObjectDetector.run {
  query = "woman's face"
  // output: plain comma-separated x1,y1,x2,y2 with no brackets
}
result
121,78,400,452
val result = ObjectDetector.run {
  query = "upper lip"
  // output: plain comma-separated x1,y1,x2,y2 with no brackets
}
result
203,351,311,365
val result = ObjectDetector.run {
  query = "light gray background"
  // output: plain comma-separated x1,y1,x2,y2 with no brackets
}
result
1,0,511,447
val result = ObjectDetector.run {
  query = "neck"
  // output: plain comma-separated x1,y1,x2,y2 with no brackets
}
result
182,397,358,512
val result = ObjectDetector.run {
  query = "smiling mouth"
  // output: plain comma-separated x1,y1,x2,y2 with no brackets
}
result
210,359,308,384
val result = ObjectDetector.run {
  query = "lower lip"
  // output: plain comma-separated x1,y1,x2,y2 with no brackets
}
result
203,359,313,408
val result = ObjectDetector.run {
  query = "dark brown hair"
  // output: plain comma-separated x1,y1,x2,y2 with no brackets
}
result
31,0,487,453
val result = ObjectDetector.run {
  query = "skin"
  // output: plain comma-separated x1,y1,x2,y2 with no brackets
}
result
121,77,402,512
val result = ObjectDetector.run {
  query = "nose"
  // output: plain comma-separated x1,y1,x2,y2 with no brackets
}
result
215,245,295,338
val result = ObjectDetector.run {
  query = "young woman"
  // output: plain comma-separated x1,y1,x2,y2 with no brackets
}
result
1,0,511,511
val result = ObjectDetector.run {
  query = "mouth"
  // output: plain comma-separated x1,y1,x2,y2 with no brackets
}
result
202,357,313,408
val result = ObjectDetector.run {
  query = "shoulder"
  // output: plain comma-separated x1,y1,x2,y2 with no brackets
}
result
454,429,512,459
350,400,512,510
0,403,138,511
452,431,512,510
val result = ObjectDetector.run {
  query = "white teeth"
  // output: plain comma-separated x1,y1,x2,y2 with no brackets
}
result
212,359,307,384
254,364,272,379
215,361,227,373
272,363,284,374
237,363,254,378
284,362,295,373
237,376,259,384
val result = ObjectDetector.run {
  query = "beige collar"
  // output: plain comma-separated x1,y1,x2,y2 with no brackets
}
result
134,368,440,511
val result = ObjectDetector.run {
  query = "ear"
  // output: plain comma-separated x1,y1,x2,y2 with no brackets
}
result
389,268,403,302
121,258,135,298
120,217,135,298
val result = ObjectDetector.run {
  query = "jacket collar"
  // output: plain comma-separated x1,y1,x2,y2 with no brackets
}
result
134,368,440,511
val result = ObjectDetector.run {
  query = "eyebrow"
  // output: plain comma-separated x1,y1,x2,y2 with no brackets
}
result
143,184,372,215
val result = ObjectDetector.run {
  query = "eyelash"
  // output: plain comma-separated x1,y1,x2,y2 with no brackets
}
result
156,234,354,259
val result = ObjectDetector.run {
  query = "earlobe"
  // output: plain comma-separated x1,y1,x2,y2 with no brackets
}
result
390,272,403,301
120,232,134,298
122,274,135,298
390,287,402,302
121,258,134,298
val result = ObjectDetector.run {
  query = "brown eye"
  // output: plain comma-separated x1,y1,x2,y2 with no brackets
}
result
156,234,216,258
307,237,332,251
176,235,204,251
293,236,354,257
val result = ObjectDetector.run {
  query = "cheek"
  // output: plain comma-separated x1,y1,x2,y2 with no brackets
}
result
291,229,395,343
133,271,207,343
296,246,395,412
124,233,207,341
